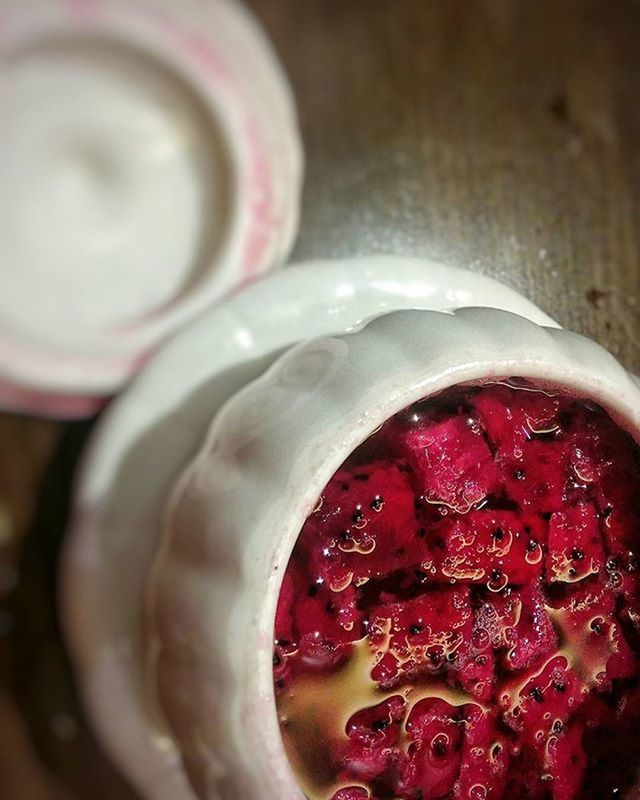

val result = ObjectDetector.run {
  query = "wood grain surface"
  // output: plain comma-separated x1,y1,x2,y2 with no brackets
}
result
1,1,639,797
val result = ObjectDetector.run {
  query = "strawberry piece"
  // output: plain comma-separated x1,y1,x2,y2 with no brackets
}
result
299,461,422,591
339,696,407,786
436,510,546,586
472,383,560,460
367,589,472,689
401,698,464,799
545,723,587,800
399,415,499,512
502,655,587,748
455,705,510,799
505,582,557,672
547,503,605,584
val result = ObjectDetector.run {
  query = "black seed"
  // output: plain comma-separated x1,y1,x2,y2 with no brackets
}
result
410,624,424,635
308,585,318,597
447,652,458,663
554,681,566,693
341,482,350,492
590,619,604,634
527,539,538,552
417,527,427,539
415,569,429,583
629,553,640,572
493,527,504,541
340,531,350,542
568,567,577,577
436,537,446,550
354,473,369,482
603,505,613,519
514,469,525,480
352,506,364,524
273,652,281,667
606,557,618,572
492,743,502,758
414,498,424,511
530,687,544,703
276,678,285,690
277,639,290,647
326,602,334,614
372,719,389,732
553,720,564,734
490,568,502,582
571,548,585,561
432,736,448,757
429,651,442,665
371,495,384,511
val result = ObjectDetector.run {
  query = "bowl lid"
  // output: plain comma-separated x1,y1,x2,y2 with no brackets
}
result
0,0,302,416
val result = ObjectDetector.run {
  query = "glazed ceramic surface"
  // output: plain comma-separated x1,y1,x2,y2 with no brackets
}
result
151,307,640,800
0,0,302,416
62,257,557,800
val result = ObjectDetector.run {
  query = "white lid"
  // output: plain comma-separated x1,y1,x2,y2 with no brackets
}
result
0,0,302,416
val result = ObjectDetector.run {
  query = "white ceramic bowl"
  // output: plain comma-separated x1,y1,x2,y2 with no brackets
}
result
148,307,640,800
0,0,302,416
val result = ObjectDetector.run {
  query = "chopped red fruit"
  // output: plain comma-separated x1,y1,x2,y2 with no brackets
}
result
502,655,586,747
367,589,472,688
436,510,546,586
550,579,637,688
503,746,548,800
472,383,560,460
547,503,605,584
276,383,640,800
401,698,464,799
299,461,422,591
339,697,406,785
399,414,499,512
331,789,370,800
505,582,557,672
545,723,587,800
455,705,509,799
502,438,571,514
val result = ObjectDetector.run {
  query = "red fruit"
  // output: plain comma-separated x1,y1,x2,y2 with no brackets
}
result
436,510,546,586
455,705,509,799
399,414,499,512
331,789,370,800
367,589,472,688
546,503,605,584
502,655,586,748
471,383,560,460
276,384,640,800
299,461,422,591
504,582,557,672
502,746,548,800
401,698,464,799
550,579,637,688
340,697,407,784
544,723,586,800
502,438,571,514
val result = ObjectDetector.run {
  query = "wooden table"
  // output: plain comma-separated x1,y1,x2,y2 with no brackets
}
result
1,0,639,797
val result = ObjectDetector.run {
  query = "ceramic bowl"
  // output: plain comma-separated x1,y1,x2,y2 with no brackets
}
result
148,307,640,800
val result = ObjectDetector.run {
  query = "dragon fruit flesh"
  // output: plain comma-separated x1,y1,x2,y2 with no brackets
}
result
275,382,640,800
